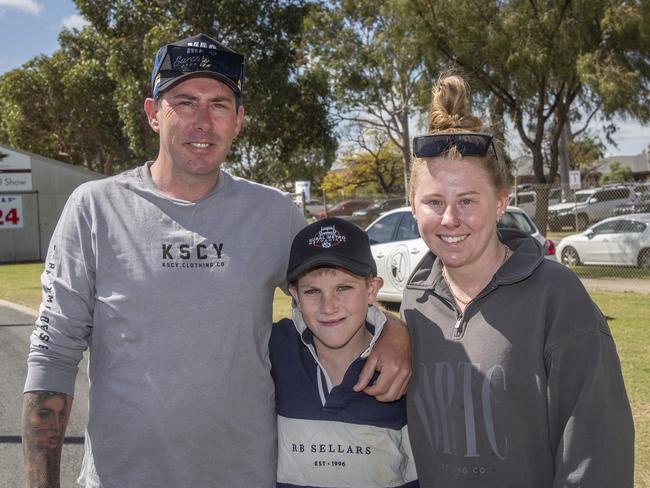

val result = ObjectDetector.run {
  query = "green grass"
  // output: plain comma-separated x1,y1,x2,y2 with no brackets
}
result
591,291,650,488
2,264,648,486
273,288,292,322
567,265,650,279
0,262,43,310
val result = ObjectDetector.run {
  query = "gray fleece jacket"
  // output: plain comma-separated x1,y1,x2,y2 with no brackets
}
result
401,229,634,488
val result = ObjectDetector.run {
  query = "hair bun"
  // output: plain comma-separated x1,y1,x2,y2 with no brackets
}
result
428,74,483,133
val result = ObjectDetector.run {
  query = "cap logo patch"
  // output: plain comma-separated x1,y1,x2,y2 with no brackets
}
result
309,225,346,249
172,54,213,71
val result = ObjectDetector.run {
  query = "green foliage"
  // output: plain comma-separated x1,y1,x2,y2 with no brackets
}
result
0,0,336,184
72,0,337,186
304,0,431,187
599,161,635,184
410,0,650,186
568,134,606,170
322,134,404,195
0,29,133,174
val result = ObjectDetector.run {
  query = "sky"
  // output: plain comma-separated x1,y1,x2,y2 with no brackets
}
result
0,0,648,158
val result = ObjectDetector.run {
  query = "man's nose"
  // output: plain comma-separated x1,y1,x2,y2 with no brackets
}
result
194,104,214,131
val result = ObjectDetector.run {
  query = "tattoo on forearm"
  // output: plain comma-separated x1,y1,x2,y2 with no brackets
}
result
22,391,72,488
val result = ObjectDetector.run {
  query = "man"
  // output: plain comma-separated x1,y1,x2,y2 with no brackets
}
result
22,33,410,487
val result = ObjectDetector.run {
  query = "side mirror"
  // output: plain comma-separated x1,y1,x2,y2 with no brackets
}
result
586,230,595,239
587,197,597,204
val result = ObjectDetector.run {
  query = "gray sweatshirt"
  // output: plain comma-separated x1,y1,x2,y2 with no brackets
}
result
25,163,306,487
401,229,634,488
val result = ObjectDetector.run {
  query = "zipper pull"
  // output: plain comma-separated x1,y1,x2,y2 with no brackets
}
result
453,314,464,338
454,317,462,331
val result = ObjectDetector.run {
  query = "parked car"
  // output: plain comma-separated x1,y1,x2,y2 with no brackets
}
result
633,182,650,197
312,199,373,219
613,192,650,216
556,214,650,268
508,191,536,218
346,197,407,228
366,206,555,303
508,188,563,219
547,186,636,231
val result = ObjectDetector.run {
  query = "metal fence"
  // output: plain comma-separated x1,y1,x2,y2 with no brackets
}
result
294,184,650,279
510,181,650,279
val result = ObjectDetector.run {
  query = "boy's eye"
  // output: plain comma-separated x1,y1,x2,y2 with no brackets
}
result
337,285,353,292
460,198,474,205
428,199,443,206
303,288,320,295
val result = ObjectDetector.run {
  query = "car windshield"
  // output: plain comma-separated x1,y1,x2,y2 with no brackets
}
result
498,211,535,235
574,192,594,203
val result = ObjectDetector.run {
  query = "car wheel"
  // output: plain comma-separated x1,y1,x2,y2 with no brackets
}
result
576,214,589,231
561,246,581,266
638,249,650,270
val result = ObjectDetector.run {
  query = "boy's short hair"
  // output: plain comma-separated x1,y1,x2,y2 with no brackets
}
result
287,217,377,283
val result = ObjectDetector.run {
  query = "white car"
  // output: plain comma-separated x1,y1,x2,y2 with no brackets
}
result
556,214,650,268
508,188,563,219
366,206,555,303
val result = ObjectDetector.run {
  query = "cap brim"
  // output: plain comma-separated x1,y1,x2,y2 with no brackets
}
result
286,255,374,283
156,71,241,97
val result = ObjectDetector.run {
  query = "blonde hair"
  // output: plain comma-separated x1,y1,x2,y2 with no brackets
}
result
409,73,510,201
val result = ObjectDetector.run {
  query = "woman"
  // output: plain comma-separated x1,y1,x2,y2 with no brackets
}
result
401,74,634,487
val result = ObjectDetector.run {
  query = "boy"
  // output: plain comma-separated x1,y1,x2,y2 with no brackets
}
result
270,217,418,488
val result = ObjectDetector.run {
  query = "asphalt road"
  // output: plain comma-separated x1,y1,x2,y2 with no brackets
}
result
0,300,89,487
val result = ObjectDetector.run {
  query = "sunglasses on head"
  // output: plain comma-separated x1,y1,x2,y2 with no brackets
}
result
412,132,496,158
152,44,244,95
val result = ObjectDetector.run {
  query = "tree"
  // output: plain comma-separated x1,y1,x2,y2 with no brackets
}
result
1,1,336,184
411,0,650,230
304,0,432,196
568,133,606,169
72,0,337,187
321,131,404,195
599,161,634,184
0,28,131,174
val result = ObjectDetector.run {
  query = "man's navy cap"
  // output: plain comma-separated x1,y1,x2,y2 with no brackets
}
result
151,33,244,98
287,217,377,283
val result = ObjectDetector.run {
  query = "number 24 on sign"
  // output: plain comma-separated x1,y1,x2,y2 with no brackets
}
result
0,196,21,226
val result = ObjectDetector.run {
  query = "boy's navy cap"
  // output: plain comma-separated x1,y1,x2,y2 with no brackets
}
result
151,33,244,98
287,217,377,282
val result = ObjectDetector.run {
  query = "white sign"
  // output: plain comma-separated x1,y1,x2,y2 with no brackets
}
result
0,147,33,191
0,194,24,229
294,181,311,202
0,173,32,191
568,170,581,190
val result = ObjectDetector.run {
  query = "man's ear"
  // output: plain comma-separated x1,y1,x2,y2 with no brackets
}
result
144,97,160,133
234,105,245,138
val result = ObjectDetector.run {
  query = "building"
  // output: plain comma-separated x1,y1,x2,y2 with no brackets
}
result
0,145,104,263
512,150,650,187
